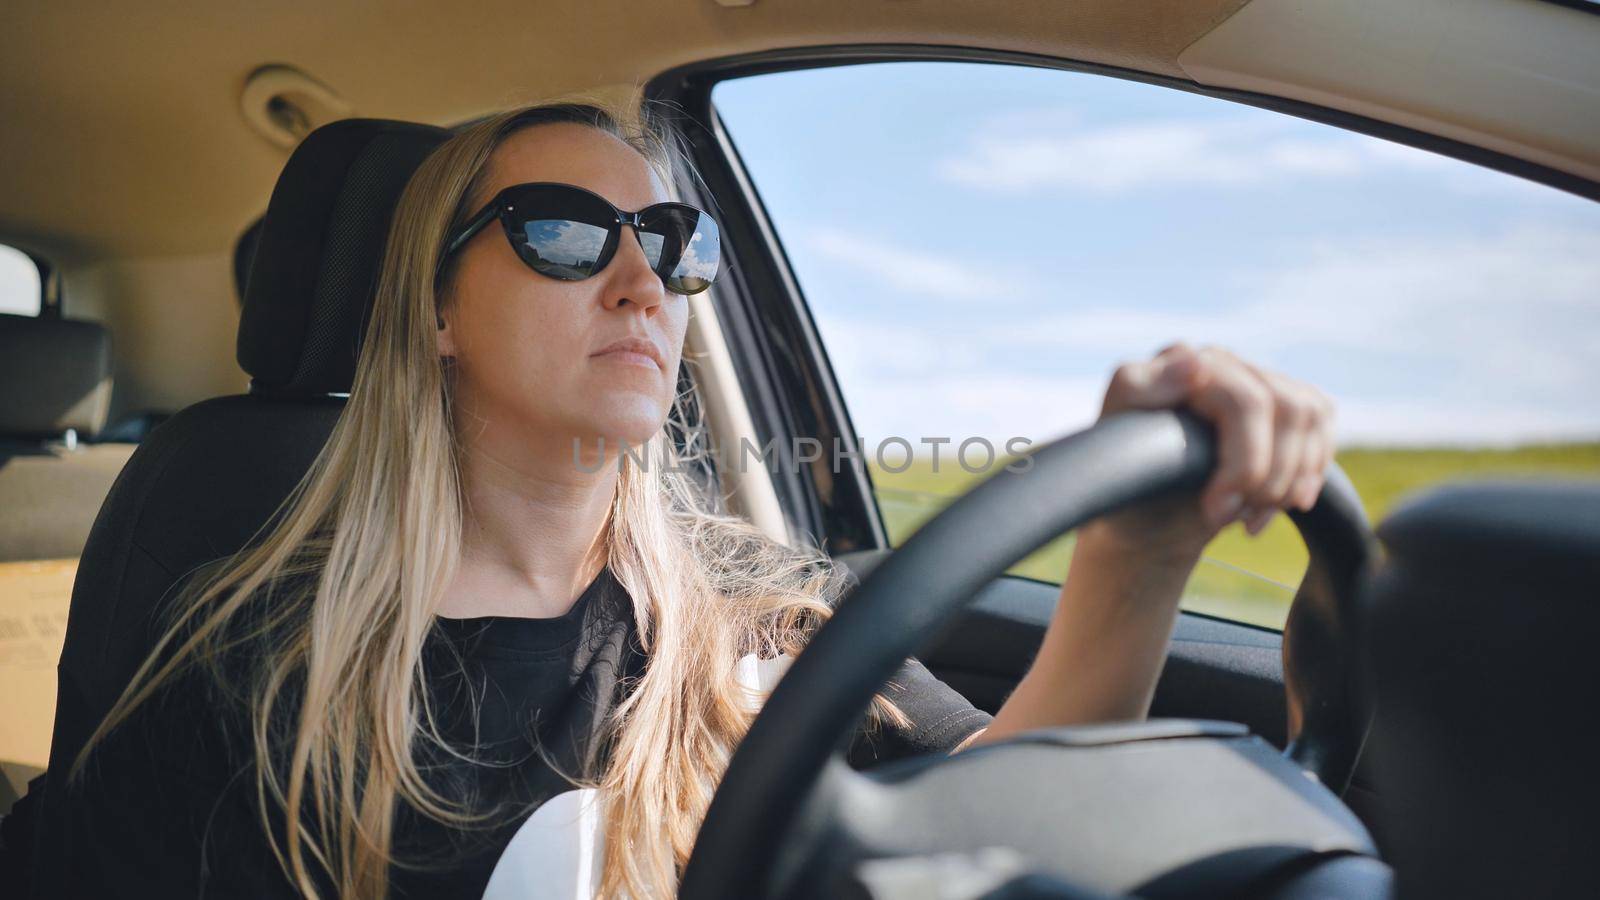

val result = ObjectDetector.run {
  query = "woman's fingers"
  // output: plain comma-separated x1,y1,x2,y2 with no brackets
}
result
1098,341,1337,537
1293,424,1327,511
1188,350,1334,533
1293,390,1337,510
1181,346,1275,530
1100,342,1204,415
1239,364,1320,532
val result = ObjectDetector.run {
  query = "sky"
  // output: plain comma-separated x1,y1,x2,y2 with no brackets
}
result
0,244,39,315
712,62,1600,449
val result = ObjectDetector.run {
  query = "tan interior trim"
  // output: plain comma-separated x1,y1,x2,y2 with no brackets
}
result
239,64,354,149
684,287,791,546
0,558,76,781
0,0,1252,260
1178,0,1600,185
62,252,248,422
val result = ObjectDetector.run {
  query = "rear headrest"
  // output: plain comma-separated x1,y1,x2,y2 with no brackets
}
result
238,118,450,397
0,313,112,439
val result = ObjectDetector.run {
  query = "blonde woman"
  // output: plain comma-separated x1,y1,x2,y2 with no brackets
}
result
56,100,1334,899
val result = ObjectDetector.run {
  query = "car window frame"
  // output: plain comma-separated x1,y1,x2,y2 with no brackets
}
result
643,43,1600,564
0,243,56,318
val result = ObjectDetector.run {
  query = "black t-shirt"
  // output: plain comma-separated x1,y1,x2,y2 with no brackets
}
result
48,565,992,899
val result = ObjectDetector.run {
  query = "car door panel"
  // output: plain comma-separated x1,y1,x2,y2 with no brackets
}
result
835,549,1288,747
834,548,1392,834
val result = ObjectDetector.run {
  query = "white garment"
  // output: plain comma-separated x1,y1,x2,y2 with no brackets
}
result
479,652,797,899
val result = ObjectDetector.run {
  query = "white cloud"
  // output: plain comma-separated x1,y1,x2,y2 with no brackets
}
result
810,312,986,377
1330,397,1600,447
836,371,1109,449
993,224,1600,368
935,115,1454,193
799,227,1028,302
810,224,1600,447
525,219,606,262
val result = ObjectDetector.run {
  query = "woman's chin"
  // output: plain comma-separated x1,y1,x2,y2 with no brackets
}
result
580,395,669,436
579,415,667,453
561,422,658,475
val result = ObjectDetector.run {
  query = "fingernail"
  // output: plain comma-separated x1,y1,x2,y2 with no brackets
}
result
1211,492,1244,527
1303,477,1325,510
1246,507,1276,535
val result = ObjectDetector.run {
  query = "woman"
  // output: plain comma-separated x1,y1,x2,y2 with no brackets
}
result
60,99,1334,899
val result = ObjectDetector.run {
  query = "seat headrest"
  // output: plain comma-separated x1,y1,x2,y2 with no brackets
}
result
238,118,450,397
0,313,112,439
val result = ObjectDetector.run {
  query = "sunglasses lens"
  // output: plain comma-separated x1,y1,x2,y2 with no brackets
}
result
502,186,721,294
518,219,609,279
508,186,616,281
640,205,721,295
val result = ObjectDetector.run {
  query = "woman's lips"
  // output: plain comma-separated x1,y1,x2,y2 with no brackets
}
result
594,350,659,370
591,337,664,372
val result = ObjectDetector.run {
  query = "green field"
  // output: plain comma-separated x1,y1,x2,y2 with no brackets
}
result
868,442,1600,629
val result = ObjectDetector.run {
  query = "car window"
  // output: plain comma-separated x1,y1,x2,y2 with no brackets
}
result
0,243,41,316
712,61,1600,630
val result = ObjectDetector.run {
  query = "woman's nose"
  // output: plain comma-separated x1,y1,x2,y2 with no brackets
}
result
602,224,667,313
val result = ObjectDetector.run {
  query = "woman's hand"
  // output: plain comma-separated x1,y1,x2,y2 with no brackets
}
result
1083,342,1337,564
967,343,1338,746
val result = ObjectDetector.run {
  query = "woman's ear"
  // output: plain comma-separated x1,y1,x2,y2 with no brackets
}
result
436,308,458,361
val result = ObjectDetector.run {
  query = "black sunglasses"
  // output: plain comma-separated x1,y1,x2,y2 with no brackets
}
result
440,181,722,296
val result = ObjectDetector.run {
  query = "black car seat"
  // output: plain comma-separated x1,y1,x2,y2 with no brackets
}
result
3,117,450,898
0,311,133,820
1361,481,1600,900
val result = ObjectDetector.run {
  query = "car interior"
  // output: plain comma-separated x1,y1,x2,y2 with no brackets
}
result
2,1,1598,897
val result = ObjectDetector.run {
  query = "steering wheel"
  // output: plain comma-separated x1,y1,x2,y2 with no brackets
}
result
680,409,1380,899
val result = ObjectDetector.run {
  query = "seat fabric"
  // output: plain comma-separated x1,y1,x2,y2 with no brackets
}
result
7,118,450,898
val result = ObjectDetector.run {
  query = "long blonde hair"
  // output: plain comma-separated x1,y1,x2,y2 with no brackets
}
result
71,95,908,898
